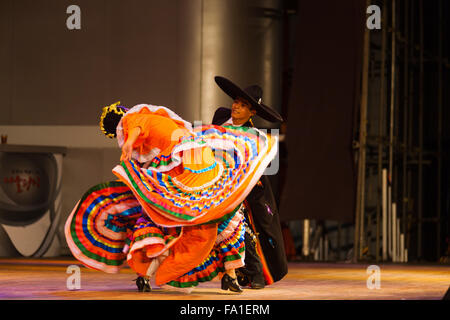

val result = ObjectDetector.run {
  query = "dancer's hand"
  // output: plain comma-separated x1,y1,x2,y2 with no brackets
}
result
120,126,141,162
120,141,133,162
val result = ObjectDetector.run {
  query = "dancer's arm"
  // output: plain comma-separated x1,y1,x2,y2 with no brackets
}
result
120,126,142,161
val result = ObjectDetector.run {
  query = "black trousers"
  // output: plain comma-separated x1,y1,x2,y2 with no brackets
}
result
239,211,263,278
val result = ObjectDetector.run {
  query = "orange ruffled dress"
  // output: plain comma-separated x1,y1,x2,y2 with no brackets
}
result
65,104,278,288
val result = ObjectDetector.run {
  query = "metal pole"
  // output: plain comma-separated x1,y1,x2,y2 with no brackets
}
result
397,217,401,262
353,0,371,262
388,0,396,261
388,185,392,258
337,222,342,261
302,219,310,257
392,202,397,262
354,166,361,262
382,168,388,260
400,233,405,262
319,236,323,261
436,0,443,263
417,0,424,261
393,3,400,261
402,0,409,260
406,0,415,254
388,0,396,221
377,0,388,263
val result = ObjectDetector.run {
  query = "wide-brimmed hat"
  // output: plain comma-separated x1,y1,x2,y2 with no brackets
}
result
214,76,283,122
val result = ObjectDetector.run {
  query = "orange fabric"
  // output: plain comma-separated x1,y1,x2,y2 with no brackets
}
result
173,147,220,188
145,244,165,258
127,250,153,276
155,223,218,285
122,108,191,158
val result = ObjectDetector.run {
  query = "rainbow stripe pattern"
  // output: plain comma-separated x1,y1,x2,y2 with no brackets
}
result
64,181,143,273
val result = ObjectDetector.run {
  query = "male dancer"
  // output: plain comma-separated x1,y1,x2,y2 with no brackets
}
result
212,76,288,289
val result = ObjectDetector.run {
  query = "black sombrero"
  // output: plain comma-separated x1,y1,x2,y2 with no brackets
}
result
214,76,283,123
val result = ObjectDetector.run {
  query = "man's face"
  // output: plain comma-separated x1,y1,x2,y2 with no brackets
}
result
231,97,256,123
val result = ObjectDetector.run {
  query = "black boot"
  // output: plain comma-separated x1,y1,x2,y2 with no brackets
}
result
134,276,151,292
249,273,265,289
221,273,243,293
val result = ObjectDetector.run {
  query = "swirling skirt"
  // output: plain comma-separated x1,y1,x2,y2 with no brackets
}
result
64,181,245,287
65,125,275,286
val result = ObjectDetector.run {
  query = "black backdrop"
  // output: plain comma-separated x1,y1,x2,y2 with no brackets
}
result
280,0,366,223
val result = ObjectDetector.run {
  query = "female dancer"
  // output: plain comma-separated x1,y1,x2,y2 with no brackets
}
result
65,102,278,293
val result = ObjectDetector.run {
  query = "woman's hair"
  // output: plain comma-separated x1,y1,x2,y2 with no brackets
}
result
99,101,128,139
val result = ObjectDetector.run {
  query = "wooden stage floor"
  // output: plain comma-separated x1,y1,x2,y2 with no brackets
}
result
0,258,449,300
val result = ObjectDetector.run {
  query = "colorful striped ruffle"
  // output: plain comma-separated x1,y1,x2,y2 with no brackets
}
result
113,124,278,227
64,181,143,273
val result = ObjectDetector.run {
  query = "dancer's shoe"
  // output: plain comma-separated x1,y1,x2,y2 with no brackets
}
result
221,273,243,293
249,274,265,290
134,276,152,292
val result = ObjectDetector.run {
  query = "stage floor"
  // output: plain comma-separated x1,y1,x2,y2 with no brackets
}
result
0,258,449,300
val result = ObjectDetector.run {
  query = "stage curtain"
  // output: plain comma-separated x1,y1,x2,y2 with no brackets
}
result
279,0,366,223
